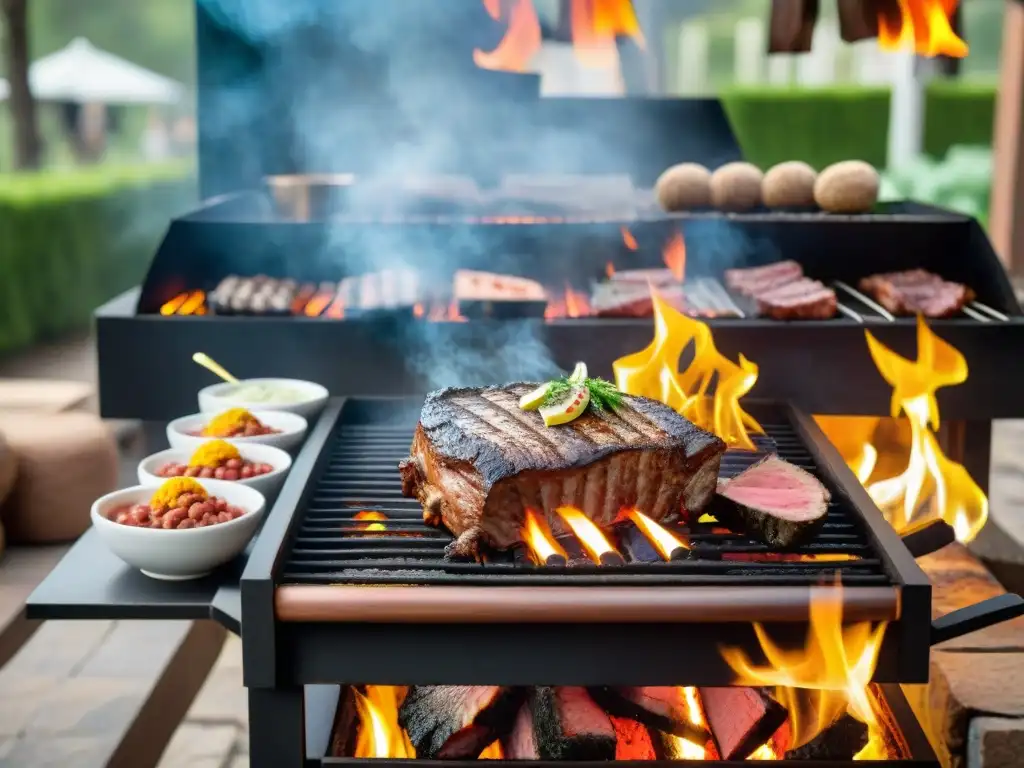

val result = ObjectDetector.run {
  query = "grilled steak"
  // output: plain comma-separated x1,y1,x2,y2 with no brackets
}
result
336,269,420,314
399,384,726,556
454,270,548,319
398,686,522,759
706,454,830,548
724,261,836,319
592,281,686,318
858,268,975,317
755,278,838,320
609,268,680,287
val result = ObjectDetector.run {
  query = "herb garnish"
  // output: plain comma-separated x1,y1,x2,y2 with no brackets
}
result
543,376,623,412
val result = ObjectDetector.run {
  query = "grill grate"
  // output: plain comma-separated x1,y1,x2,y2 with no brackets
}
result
280,402,892,587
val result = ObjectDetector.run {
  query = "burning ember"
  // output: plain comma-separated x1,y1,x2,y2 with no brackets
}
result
626,509,689,560
620,226,638,251
354,510,388,532
663,231,686,283
544,285,591,319
613,292,763,450
555,506,623,564
877,0,968,58
475,0,644,73
720,579,888,760
521,508,568,565
160,291,206,316
850,316,987,542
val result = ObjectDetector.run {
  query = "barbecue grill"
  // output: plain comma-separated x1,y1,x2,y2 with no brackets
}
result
236,398,1021,767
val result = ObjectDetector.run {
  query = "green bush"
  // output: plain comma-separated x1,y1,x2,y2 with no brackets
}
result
721,82,997,170
0,162,196,354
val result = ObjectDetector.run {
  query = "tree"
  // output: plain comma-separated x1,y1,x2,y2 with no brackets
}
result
2,0,43,169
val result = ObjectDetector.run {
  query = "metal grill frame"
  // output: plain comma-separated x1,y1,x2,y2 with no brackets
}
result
240,398,931,691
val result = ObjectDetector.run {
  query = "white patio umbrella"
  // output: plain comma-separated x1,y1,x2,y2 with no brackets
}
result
0,79,8,101
27,37,184,105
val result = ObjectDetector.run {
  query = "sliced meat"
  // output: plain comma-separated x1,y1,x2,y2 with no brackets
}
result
857,269,975,318
530,687,616,761
725,260,804,295
588,687,706,743
706,454,830,548
454,269,546,301
503,704,539,760
591,282,686,318
609,268,680,286
398,686,522,759
399,385,726,556
699,687,791,760
755,278,838,320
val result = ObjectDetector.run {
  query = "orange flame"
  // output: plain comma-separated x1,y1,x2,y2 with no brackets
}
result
858,316,987,542
721,579,888,756
474,0,541,72
522,509,568,564
627,509,689,559
606,262,616,279
160,291,205,316
878,0,967,58
665,687,708,758
570,0,645,69
354,510,388,533
614,292,763,450
304,291,333,318
160,293,188,316
482,0,502,20
555,506,618,563
478,741,505,759
545,286,591,319
621,226,638,251
353,686,416,759
663,231,686,283
326,295,346,319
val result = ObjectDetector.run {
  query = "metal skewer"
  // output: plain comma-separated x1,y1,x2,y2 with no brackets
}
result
962,305,991,322
832,281,896,321
970,301,1010,321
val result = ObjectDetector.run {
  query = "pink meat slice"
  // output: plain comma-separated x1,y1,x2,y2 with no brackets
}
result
718,455,829,522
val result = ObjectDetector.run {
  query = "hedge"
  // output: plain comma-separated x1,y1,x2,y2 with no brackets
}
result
0,163,196,354
721,81,997,170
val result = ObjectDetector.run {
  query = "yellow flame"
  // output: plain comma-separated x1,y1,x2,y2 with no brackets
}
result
665,687,707,759
522,508,568,564
614,291,763,450
627,509,689,560
555,506,618,563
353,687,415,759
748,743,778,760
859,316,987,542
721,580,888,753
877,0,968,58
853,443,878,485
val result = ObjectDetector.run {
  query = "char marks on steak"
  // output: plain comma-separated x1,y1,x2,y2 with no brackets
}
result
530,687,617,760
724,261,837,319
399,384,726,556
588,687,706,744
706,454,830,548
858,268,975,318
398,686,522,759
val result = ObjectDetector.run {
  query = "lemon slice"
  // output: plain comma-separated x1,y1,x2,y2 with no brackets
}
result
518,383,551,411
569,362,588,384
540,385,590,427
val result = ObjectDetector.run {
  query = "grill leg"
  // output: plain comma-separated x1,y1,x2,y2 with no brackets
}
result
248,687,305,768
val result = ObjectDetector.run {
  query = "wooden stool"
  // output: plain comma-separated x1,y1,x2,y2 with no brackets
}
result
0,412,117,544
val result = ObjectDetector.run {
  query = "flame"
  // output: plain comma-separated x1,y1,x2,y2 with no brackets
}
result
160,291,205,316
160,293,188,315
665,687,707,758
304,291,333,318
473,0,541,72
853,443,878,485
354,510,387,532
858,316,987,542
748,744,778,760
478,741,504,759
721,579,887,754
555,506,618,563
614,291,763,450
326,295,346,319
606,262,616,279
570,0,645,69
663,231,686,283
353,686,415,759
413,303,425,319
877,0,967,58
522,508,568,564
621,226,638,251
482,0,502,20
545,286,591,319
627,509,689,559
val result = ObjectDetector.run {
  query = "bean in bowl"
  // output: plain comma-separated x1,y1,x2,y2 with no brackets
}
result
110,478,245,530
190,408,280,438
157,439,274,481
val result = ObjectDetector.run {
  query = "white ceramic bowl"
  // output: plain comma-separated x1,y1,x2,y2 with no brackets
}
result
166,410,308,452
198,378,328,420
137,443,292,498
91,480,266,580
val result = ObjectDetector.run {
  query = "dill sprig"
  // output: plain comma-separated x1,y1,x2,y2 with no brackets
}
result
541,375,623,412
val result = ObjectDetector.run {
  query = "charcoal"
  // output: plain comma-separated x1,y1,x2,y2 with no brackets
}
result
706,454,830,549
610,716,658,760
784,712,869,760
398,686,522,759
699,687,790,760
530,687,616,760
588,687,706,744
502,703,539,760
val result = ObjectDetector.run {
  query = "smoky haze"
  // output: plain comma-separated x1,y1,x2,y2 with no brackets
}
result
195,0,761,390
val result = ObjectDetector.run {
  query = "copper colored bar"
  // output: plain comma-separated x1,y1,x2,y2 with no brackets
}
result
274,585,899,623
